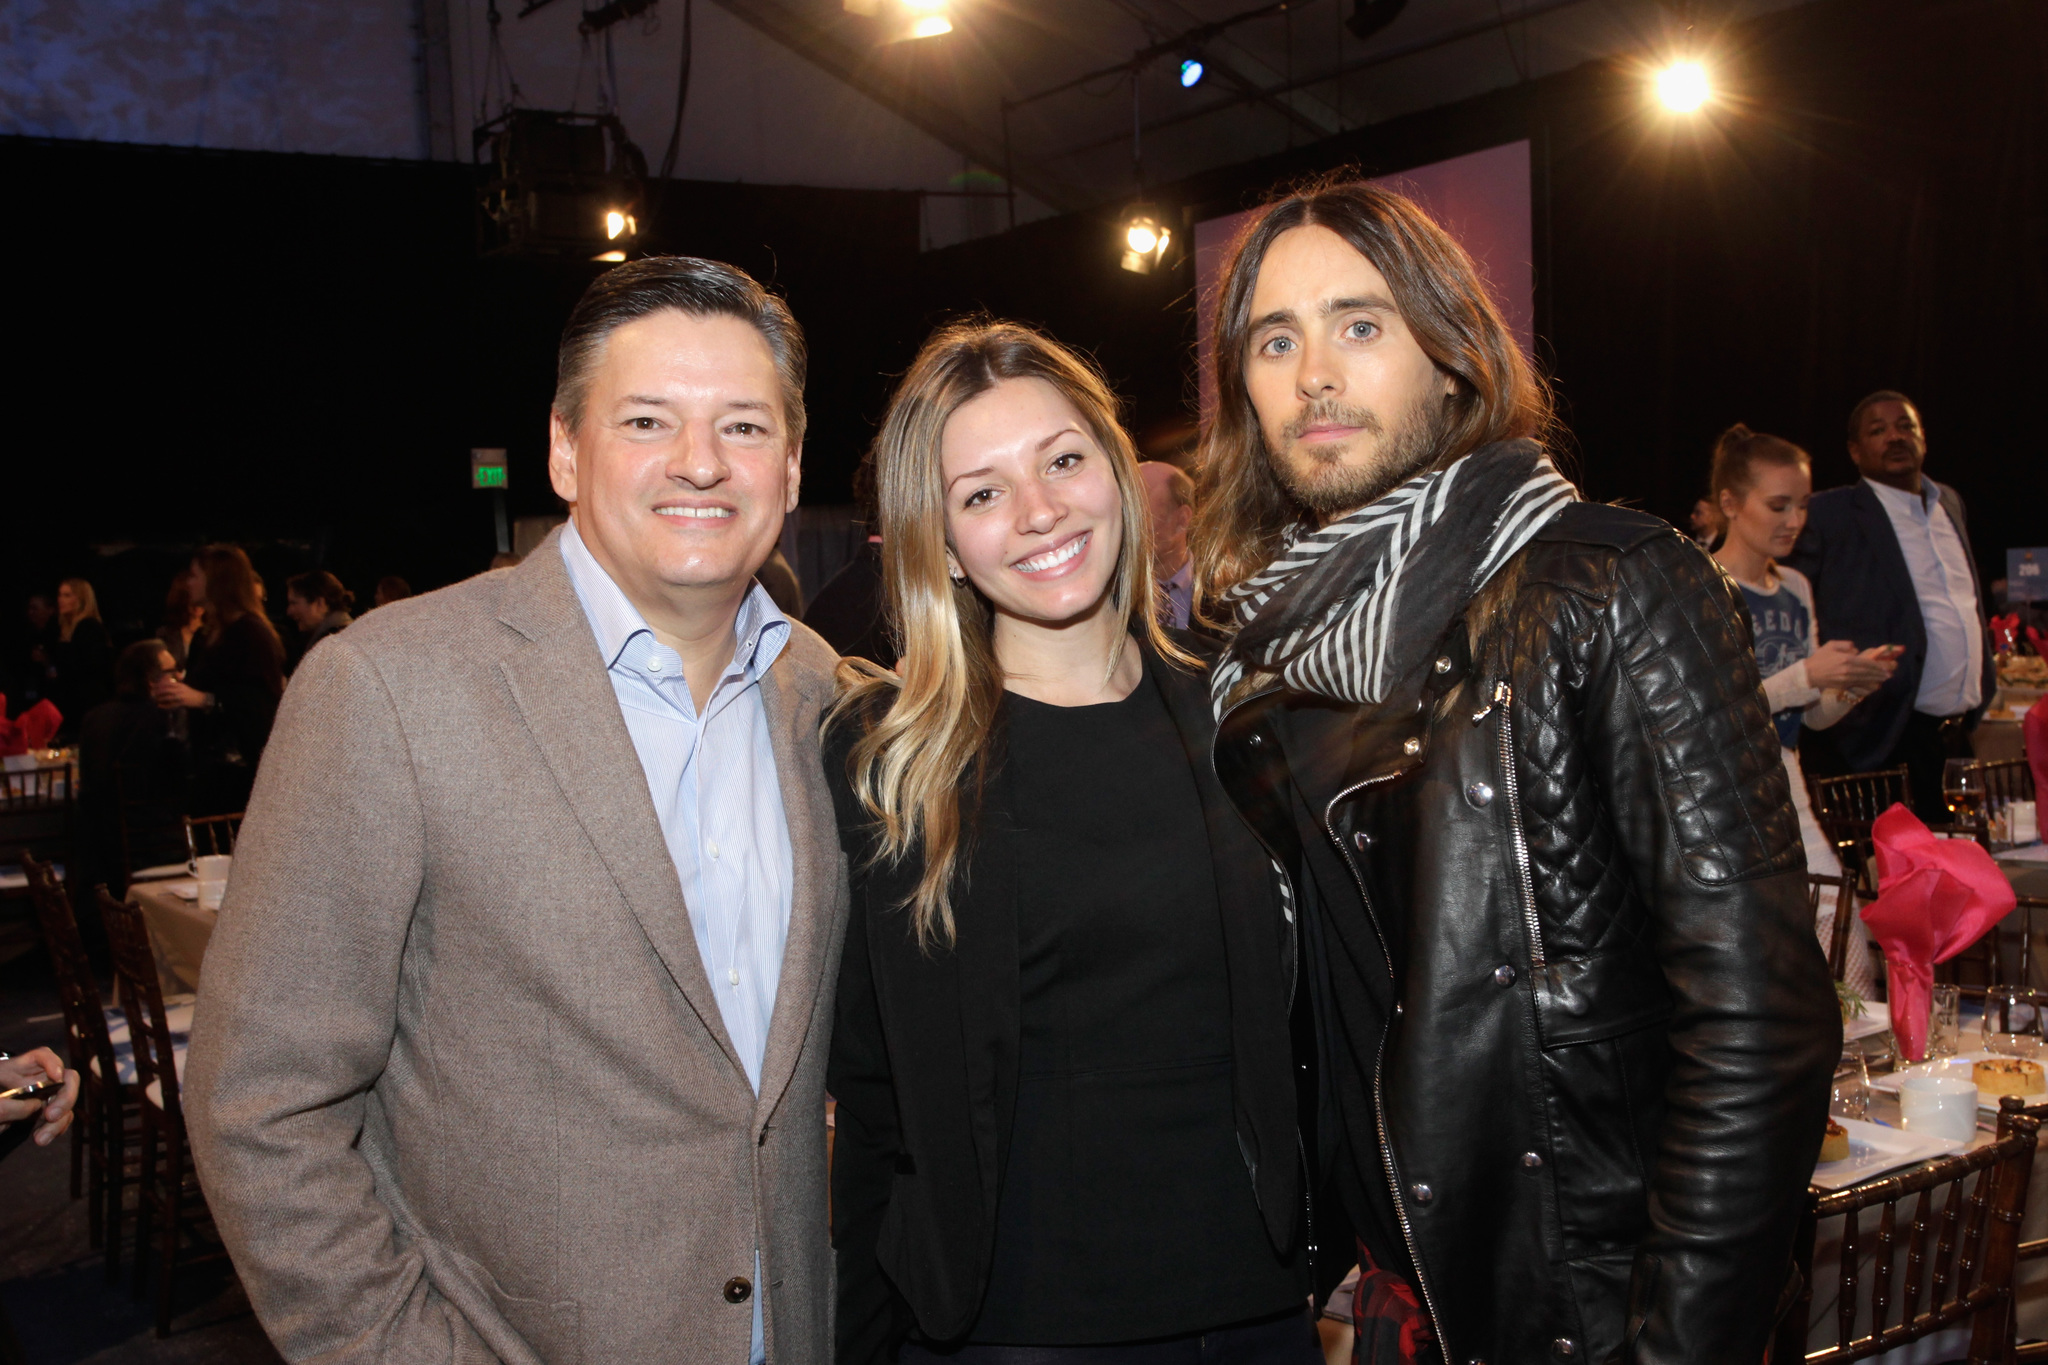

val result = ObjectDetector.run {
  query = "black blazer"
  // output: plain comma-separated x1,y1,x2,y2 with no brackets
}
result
1782,477,1995,770
824,636,1301,1361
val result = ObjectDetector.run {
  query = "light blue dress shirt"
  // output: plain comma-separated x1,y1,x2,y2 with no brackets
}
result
1864,478,1984,716
559,521,791,1362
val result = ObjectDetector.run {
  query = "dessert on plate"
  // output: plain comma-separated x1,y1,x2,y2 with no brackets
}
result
1819,1118,1852,1163
1973,1055,2046,1098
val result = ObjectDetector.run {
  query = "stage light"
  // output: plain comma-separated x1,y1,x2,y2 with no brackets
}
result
908,13,952,37
593,250,628,262
1119,208,1172,274
848,0,953,41
1655,60,1710,112
604,210,628,239
1179,57,1204,88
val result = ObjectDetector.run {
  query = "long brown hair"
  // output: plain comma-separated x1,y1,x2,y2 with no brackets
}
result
1191,175,1554,608
194,545,278,648
833,319,1194,951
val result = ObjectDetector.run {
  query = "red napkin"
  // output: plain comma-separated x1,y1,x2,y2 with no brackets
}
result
1991,614,2021,654
0,697,62,756
2027,699,2047,808
1861,803,2017,1061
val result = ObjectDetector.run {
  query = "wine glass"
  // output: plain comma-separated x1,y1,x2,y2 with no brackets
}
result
1981,985,2045,1059
1943,758,1984,825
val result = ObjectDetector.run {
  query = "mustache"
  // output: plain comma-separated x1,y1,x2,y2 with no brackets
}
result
1282,400,1383,444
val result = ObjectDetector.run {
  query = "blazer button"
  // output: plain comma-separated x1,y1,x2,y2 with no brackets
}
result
1494,964,1517,987
723,1276,752,1304
1466,781,1494,807
1409,1182,1434,1204
1552,1339,1577,1359
1353,830,1371,850
1248,733,1264,747
1522,1150,1544,1169
1402,736,1422,756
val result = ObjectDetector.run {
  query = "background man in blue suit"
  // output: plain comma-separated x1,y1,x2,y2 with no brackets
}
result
1786,390,1997,817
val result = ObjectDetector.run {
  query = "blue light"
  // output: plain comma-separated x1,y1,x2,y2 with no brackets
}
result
1179,57,1204,88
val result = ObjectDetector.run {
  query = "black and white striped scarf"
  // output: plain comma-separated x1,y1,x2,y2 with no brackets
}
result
1211,439,1577,719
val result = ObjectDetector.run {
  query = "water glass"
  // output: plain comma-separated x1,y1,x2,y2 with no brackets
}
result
1831,1052,1870,1120
1899,1073,1979,1144
1943,758,1983,824
1928,984,1963,1059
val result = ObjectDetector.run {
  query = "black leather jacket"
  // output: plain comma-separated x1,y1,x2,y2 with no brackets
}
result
1214,504,1841,1364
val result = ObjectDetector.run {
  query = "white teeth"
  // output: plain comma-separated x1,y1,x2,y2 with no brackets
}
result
655,506,734,519
1015,533,1088,574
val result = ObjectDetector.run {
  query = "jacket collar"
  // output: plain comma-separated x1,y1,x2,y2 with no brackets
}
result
1846,480,1924,627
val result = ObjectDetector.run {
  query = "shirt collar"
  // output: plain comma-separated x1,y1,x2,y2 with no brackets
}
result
559,518,791,681
1164,557,1194,593
1864,476,1939,516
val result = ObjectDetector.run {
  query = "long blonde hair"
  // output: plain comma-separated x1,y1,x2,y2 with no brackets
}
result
58,578,100,642
834,319,1195,951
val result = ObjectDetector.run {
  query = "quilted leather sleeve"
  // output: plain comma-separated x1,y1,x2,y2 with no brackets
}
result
1571,529,1839,1363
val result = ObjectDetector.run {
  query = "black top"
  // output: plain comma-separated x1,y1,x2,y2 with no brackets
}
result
50,617,111,735
826,636,1307,1363
184,614,286,813
970,661,1302,1344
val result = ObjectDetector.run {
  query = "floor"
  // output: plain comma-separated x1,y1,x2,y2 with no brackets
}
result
0,904,281,1365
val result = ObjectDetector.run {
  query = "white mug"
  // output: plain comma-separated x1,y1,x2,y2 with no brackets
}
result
198,883,227,912
1899,1073,1978,1144
194,854,232,887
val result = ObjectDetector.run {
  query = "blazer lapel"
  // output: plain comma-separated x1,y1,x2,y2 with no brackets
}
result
494,540,748,1084
752,657,838,1124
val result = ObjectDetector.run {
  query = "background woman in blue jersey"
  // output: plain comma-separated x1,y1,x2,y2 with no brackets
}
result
1709,424,1898,995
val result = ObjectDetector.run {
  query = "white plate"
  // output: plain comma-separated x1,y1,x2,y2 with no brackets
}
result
129,862,191,882
164,880,200,901
2000,842,2048,865
1870,1051,2048,1111
1843,1001,1891,1043
1813,1118,1967,1190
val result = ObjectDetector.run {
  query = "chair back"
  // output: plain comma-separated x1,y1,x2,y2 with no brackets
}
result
1777,1097,2039,1364
183,812,242,861
98,887,189,1127
21,853,121,1090
0,759,76,868
1809,873,1859,982
1811,766,1913,888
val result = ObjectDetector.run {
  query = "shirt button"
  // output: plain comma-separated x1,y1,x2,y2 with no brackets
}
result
1494,964,1517,987
707,840,720,860
1466,781,1494,807
1402,736,1422,756
645,657,662,673
728,968,740,986
1409,1182,1434,1204
723,1276,752,1304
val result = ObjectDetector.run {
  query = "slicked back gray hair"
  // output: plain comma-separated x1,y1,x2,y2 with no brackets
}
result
553,256,808,448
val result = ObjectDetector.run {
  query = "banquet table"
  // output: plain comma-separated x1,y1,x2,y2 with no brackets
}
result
130,878,217,997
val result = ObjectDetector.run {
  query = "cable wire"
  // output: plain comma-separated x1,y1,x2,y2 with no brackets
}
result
658,0,694,181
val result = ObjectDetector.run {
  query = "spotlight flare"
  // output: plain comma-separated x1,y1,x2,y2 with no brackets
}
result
1656,61,1710,112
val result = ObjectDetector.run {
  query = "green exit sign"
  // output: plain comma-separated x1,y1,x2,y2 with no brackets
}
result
470,448,508,490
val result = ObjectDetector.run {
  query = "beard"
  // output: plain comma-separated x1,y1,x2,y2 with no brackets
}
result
1268,393,1452,518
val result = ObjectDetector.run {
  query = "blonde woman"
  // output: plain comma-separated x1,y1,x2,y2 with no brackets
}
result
48,577,111,732
826,321,1318,1364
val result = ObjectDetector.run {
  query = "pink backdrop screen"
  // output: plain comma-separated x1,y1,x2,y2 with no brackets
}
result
1193,141,1534,418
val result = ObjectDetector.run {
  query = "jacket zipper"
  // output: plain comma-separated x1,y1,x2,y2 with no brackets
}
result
1321,766,1446,1350
1490,679,1546,969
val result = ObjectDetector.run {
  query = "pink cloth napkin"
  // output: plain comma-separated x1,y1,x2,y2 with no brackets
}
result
0,696,62,756
1861,803,2018,1061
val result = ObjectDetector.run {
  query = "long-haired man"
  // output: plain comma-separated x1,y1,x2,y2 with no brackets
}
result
1195,178,1839,1363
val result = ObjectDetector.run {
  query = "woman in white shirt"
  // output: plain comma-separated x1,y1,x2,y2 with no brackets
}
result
1710,425,1897,994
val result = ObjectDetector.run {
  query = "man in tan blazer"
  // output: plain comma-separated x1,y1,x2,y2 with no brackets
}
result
187,258,849,1363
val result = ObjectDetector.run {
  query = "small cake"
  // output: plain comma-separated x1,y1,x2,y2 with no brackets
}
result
1973,1056,2047,1098
1820,1119,1851,1163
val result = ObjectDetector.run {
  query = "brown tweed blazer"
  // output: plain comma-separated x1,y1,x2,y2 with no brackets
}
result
186,530,849,1364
